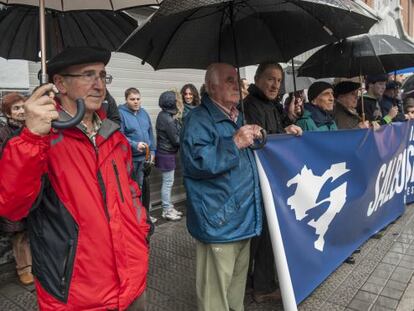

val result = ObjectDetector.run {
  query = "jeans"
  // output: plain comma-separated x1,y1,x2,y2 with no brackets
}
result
161,170,175,210
132,160,145,189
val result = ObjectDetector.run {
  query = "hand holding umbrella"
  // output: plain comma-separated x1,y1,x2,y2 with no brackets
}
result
24,84,59,135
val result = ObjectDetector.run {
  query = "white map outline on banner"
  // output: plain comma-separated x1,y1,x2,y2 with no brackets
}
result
287,163,349,251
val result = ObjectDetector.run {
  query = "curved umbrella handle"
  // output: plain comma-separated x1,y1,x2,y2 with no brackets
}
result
145,144,151,161
250,129,267,150
51,98,85,129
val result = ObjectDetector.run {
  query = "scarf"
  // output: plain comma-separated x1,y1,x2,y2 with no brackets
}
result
304,102,335,128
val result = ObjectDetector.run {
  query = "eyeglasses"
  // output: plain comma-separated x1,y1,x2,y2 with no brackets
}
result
60,71,113,84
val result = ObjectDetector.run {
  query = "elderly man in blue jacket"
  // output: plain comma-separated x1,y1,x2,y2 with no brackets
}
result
181,63,263,311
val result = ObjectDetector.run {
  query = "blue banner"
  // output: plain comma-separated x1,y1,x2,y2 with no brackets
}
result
405,124,414,203
256,122,412,304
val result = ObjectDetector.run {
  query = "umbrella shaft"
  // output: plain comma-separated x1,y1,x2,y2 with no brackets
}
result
39,0,48,84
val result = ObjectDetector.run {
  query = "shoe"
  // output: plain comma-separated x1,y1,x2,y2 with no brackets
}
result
372,232,384,239
170,207,183,216
252,289,282,303
150,216,158,224
19,272,34,286
345,256,355,264
162,209,182,221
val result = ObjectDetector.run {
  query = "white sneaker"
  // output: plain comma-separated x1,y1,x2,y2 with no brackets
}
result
150,216,158,223
170,207,183,216
162,209,182,221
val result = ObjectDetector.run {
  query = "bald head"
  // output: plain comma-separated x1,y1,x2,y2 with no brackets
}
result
205,63,240,108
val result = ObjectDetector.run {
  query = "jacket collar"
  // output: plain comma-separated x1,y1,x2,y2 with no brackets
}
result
54,98,119,141
201,94,243,126
304,102,335,127
247,84,277,104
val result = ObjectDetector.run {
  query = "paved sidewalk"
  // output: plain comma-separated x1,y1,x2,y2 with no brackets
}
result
0,205,414,310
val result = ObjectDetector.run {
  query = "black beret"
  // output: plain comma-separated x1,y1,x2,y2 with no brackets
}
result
47,47,111,82
365,74,388,85
334,81,361,97
386,80,402,90
308,81,333,103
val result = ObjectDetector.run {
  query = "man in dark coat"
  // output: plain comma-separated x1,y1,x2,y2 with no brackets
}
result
379,81,406,122
243,62,302,303
334,80,369,129
357,74,398,125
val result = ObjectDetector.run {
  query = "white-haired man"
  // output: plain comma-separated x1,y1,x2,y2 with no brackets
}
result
181,63,263,311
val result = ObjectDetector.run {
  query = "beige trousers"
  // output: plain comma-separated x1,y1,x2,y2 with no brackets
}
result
196,239,251,311
12,231,32,275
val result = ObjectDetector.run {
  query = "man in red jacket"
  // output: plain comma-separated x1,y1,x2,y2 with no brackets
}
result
0,47,150,311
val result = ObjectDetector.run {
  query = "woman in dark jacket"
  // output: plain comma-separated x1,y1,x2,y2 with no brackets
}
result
156,91,183,221
0,92,33,285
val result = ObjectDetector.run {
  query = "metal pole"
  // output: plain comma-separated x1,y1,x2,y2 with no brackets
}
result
359,74,365,122
291,58,297,93
255,153,298,311
39,0,48,84
229,3,246,124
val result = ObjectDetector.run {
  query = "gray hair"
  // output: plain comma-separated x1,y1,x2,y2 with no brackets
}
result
205,63,221,94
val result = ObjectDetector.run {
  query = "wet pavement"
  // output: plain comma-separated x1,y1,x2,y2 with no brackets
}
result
0,205,414,310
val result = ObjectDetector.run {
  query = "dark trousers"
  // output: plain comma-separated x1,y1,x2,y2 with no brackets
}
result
109,291,146,311
127,291,146,311
248,213,278,293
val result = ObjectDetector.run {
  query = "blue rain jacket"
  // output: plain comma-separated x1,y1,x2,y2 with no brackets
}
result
119,104,156,161
180,95,262,243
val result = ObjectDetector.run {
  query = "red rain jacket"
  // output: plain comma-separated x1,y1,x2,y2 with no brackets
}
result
0,110,150,310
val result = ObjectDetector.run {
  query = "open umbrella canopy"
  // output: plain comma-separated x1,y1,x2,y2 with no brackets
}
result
298,34,414,78
0,6,138,61
119,0,377,70
0,0,162,11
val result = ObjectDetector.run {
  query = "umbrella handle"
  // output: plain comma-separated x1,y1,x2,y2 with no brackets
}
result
250,129,267,150
145,144,151,161
52,98,86,129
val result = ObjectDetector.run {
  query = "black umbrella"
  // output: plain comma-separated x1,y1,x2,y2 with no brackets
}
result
297,34,414,78
119,0,375,149
0,6,138,62
119,0,376,70
0,0,160,129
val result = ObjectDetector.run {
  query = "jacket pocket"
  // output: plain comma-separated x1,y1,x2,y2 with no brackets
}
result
60,239,76,298
202,196,239,228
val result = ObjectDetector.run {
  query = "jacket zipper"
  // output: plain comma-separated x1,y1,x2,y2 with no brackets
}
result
112,160,125,203
60,239,74,295
94,145,110,221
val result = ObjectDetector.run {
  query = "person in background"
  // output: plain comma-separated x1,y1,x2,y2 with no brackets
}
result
155,91,183,221
244,62,302,304
0,92,33,286
181,63,263,311
334,80,369,129
284,90,305,123
119,87,156,189
103,89,121,124
357,74,398,125
181,83,200,119
241,78,249,99
199,84,207,98
379,81,406,122
404,101,414,119
296,81,338,131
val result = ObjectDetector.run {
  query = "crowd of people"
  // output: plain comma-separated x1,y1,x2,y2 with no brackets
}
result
0,46,414,310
